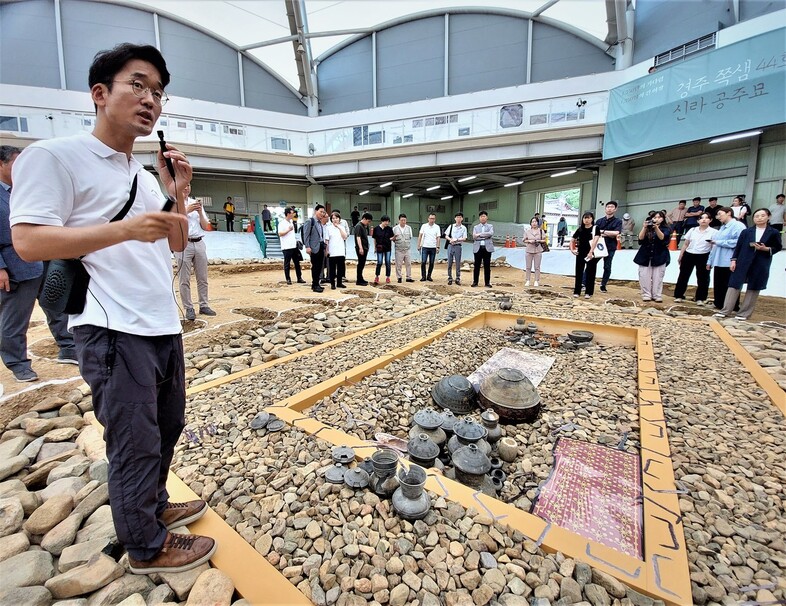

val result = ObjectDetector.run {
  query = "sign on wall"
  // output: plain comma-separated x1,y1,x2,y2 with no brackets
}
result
603,28,785,160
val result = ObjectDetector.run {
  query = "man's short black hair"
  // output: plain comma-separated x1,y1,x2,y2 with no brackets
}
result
708,197,718,202
398,213,407,219
362,212,373,220
776,194,785,200
692,196,701,202
678,199,686,205
478,211,488,217
380,215,390,222
89,43,170,90
455,212,464,218
0,145,22,163
314,204,325,211
606,200,618,208
284,207,294,216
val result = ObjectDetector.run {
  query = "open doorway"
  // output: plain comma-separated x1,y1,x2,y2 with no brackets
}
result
542,188,580,247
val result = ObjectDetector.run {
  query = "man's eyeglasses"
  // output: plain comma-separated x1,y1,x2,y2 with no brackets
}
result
115,79,169,107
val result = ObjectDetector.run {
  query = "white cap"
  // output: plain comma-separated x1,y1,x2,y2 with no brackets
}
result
623,213,631,219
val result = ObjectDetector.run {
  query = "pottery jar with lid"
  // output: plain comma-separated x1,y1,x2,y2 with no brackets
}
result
452,444,492,489
409,408,447,450
407,433,440,468
447,419,491,456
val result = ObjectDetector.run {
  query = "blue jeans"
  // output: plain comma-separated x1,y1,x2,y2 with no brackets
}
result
601,247,616,288
375,250,391,276
421,247,436,279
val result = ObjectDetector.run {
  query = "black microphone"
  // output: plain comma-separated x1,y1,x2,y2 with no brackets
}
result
157,130,176,212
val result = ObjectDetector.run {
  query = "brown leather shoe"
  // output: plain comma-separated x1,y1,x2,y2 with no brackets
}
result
128,532,216,574
160,500,208,530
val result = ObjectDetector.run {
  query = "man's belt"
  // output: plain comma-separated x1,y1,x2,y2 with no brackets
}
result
188,237,203,243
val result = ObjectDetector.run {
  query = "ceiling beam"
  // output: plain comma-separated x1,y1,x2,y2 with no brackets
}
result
285,0,319,115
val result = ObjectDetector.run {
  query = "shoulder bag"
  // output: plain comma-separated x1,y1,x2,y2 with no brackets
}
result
38,175,138,314
592,227,609,259
539,230,550,253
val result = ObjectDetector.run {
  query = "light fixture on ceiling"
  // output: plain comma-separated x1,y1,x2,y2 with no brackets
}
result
468,189,484,195
359,190,369,196
380,181,393,188
709,130,762,144
426,185,440,191
402,193,414,199
441,195,453,200
458,176,476,183
504,180,523,187
614,152,653,163
551,169,577,178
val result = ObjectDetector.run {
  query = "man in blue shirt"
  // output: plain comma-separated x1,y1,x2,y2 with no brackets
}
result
594,201,623,293
683,197,704,231
0,146,75,382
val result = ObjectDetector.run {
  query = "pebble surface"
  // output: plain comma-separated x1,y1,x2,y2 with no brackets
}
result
0,282,783,605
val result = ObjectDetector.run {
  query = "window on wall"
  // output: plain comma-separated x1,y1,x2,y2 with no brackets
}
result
542,188,580,241
479,201,498,211
0,116,28,133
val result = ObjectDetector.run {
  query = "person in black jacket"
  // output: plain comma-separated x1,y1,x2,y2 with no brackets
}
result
633,210,671,302
714,208,782,320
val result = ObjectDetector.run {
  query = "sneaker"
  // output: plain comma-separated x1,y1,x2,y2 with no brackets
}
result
533,281,539,287
397,278,402,283
57,351,79,365
585,294,591,299
712,312,726,318
128,532,216,575
374,276,379,284
573,294,579,298
524,280,530,287
673,298,685,303
599,286,608,293
14,368,39,383
406,278,415,283
695,300,706,306
447,278,453,285
386,277,391,284
642,297,652,302
185,309,196,321
160,500,208,530
734,315,747,320
199,307,217,316
296,279,307,284
455,280,461,285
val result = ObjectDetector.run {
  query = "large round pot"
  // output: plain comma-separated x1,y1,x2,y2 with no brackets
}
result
478,367,541,423
431,375,477,415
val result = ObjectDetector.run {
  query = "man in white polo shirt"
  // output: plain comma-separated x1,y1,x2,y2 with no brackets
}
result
177,184,215,321
417,213,441,281
10,43,215,574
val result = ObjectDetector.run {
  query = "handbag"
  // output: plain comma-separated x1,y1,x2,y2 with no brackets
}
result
38,175,138,314
540,231,550,253
296,240,304,250
592,239,609,258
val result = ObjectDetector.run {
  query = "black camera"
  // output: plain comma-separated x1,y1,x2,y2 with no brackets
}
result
645,219,654,227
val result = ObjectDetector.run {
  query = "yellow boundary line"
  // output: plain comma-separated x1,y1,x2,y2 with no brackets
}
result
249,310,692,605
708,320,786,416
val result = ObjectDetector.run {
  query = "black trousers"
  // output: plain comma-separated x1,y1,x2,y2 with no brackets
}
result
473,247,492,285
309,246,325,288
226,213,234,231
74,325,185,561
356,249,368,283
673,222,684,246
574,255,599,296
263,219,272,231
674,251,710,300
282,248,303,282
328,256,346,286
712,266,738,310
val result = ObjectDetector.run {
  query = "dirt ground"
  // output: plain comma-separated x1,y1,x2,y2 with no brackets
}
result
1,260,783,405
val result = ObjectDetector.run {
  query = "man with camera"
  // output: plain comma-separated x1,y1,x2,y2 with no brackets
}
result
10,43,215,574
594,201,623,293
177,184,216,321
